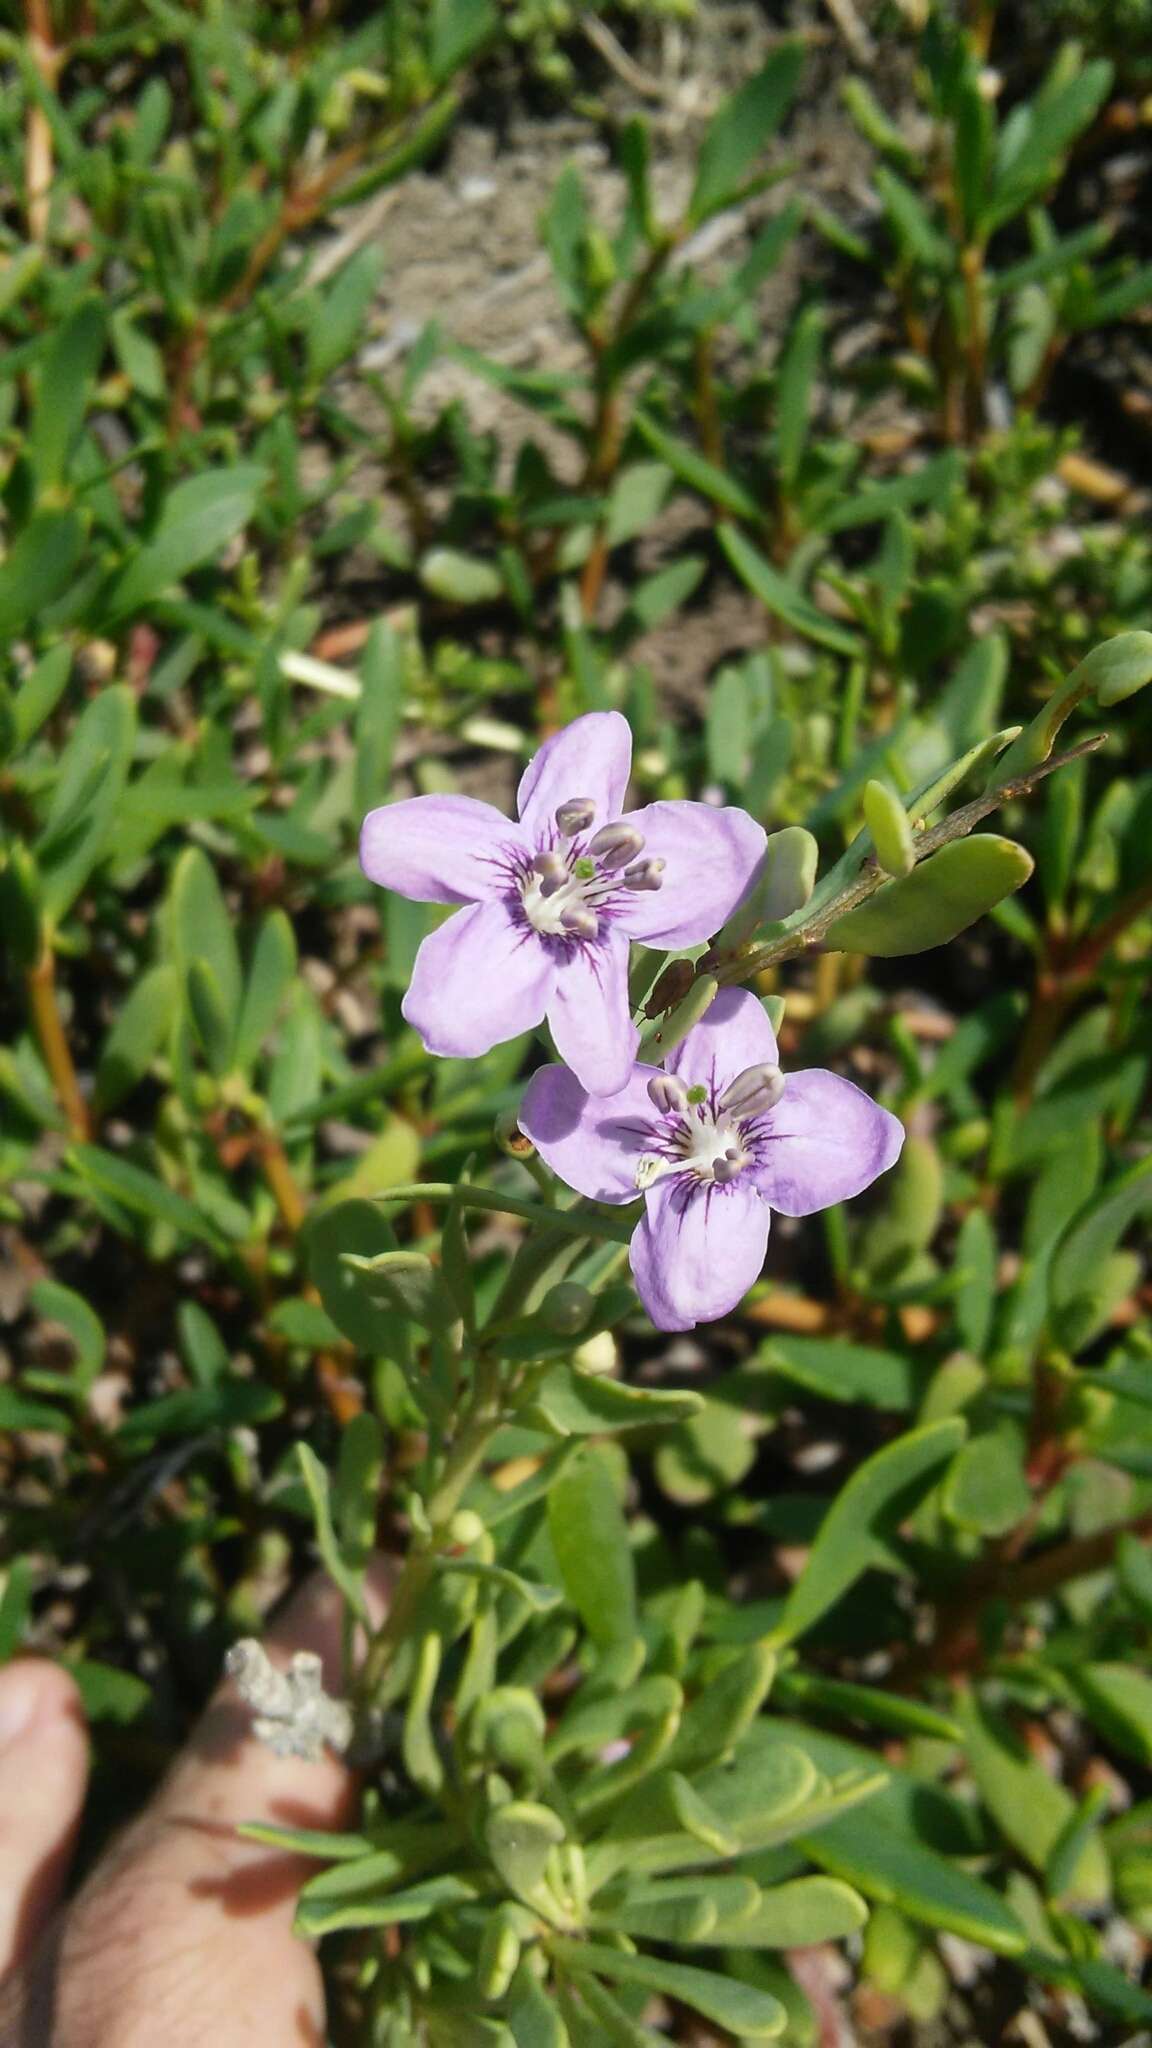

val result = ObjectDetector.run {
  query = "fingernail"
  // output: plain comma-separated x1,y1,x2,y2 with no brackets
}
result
0,1665,46,1752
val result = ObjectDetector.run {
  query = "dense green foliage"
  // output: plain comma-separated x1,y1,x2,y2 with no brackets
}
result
2,3,1152,2041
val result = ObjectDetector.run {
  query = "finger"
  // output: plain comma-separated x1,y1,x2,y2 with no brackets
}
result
0,1660,88,1980
6,1559,393,2048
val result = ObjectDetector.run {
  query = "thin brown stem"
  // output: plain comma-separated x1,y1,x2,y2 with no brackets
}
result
256,1127,363,1423
164,100,455,442
258,1130,308,1233
693,331,722,467
1012,871,1152,1102
355,1351,504,1703
708,734,1107,996
26,946,90,1140
568,232,679,617
24,0,59,242
959,243,987,438
915,1514,1152,1680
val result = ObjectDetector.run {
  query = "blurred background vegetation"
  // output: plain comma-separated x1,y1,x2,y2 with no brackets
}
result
1,0,1152,2040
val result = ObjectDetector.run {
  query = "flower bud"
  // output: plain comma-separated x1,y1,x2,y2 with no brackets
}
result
647,1072,689,1116
574,1329,617,1376
622,856,666,891
466,1686,546,1769
448,1509,485,1549
555,798,595,835
541,1281,594,1336
588,820,644,869
719,1062,786,1116
495,1107,535,1159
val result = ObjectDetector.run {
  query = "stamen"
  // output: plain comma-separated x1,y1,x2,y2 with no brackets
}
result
532,850,566,880
588,821,644,869
622,857,666,892
532,850,568,897
555,798,596,836
712,1152,745,1184
718,1063,785,1116
560,905,598,938
647,1073,689,1115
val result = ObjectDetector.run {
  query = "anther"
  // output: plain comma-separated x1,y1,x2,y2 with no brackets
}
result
712,1153,745,1185
532,851,568,896
622,857,666,892
588,821,644,869
555,798,596,836
719,1062,785,1116
647,1073,689,1116
560,905,598,939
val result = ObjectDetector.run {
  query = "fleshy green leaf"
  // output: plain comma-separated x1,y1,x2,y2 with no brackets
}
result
689,46,803,225
486,1801,565,1904
719,524,861,655
547,1448,635,1647
958,1694,1110,1903
0,509,84,642
29,298,106,488
801,1807,1026,1953
718,1875,868,1948
826,836,1034,956
39,685,137,922
549,1941,786,2038
770,1419,966,1645
941,1426,1031,1536
527,1365,702,1435
107,468,264,617
990,632,1152,785
93,965,178,1114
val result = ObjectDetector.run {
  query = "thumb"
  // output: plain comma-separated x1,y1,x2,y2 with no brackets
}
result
3,1560,392,2048
0,1660,89,1980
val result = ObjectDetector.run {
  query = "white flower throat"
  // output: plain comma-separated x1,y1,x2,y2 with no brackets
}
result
635,1064,785,1191
519,796,664,940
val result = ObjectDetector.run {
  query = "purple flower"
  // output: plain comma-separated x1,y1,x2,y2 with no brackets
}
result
359,712,766,1096
520,988,904,1332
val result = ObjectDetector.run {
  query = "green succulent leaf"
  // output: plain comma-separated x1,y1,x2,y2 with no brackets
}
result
825,836,1034,956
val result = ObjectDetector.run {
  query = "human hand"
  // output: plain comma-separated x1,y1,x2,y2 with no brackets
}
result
0,1565,389,2046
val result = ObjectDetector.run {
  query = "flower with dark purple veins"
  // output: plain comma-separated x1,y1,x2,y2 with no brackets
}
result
359,711,766,1096
519,988,904,1331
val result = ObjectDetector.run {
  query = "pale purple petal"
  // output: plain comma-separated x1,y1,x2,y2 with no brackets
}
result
547,930,639,1097
516,711,632,838
666,987,779,1095
402,904,553,1059
361,794,521,905
630,1178,771,1331
750,1069,904,1215
614,801,767,948
520,1062,657,1205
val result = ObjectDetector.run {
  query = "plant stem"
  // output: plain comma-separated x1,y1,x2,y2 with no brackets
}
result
574,229,679,620
24,0,58,242
377,1183,634,1245
355,1351,504,1704
707,734,1107,995
258,1130,308,1232
693,330,722,466
917,1513,1152,1680
1012,871,1152,1102
26,946,90,1140
960,243,987,438
256,1123,362,1423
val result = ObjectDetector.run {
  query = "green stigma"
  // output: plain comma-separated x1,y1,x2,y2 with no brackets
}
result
686,1083,707,1105
573,856,596,880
